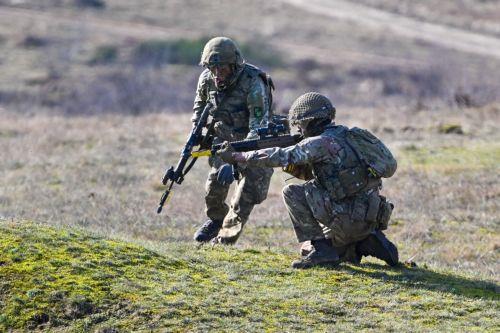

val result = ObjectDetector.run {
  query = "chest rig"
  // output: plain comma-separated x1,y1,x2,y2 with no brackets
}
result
207,64,274,137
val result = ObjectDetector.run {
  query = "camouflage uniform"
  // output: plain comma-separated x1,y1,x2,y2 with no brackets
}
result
193,59,274,242
219,92,398,267
235,124,383,247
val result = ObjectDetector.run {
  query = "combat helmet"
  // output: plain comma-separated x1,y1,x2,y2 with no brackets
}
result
289,92,336,128
200,37,245,67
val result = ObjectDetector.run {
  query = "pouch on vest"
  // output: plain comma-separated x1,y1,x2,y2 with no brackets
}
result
365,192,381,224
350,191,381,225
377,195,394,230
346,128,397,178
337,166,369,197
351,195,367,223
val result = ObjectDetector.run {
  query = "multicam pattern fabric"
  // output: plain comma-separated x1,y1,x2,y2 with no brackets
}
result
192,64,271,140
192,63,274,242
205,155,273,243
239,125,383,247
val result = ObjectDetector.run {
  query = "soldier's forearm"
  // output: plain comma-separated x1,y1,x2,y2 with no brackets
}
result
239,148,289,168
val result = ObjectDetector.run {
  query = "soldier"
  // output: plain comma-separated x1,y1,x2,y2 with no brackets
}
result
218,92,399,268
192,37,274,244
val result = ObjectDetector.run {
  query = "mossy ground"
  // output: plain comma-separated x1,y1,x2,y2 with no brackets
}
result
1,221,498,332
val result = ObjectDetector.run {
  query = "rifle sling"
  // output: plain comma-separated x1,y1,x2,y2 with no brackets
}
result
182,157,198,177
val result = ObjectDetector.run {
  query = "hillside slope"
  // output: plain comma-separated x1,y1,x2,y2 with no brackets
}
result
282,0,500,59
1,0,500,113
0,221,498,332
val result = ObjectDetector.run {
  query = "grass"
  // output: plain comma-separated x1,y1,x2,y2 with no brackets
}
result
0,221,498,332
88,45,119,66
131,38,207,67
130,37,284,68
399,142,500,173
0,107,499,281
2,0,500,115
0,1,499,330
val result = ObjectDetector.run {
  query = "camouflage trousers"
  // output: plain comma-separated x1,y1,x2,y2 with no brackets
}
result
205,156,273,242
282,182,378,247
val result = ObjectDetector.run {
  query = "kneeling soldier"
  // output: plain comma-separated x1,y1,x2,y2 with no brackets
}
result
218,92,399,268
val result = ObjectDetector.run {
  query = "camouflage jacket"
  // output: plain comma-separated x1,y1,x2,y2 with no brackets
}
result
192,63,272,141
240,125,381,201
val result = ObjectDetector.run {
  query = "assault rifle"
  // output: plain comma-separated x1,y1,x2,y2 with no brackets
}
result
191,121,303,158
156,102,215,214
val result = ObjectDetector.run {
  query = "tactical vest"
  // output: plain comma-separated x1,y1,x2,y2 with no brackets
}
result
209,63,275,137
313,126,383,201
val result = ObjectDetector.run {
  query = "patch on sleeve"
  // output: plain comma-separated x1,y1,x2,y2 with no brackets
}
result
254,107,263,119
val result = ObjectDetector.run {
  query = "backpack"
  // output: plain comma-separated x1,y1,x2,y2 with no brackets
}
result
243,63,275,116
345,127,397,178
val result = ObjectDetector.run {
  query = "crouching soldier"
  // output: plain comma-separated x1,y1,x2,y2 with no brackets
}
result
217,92,399,268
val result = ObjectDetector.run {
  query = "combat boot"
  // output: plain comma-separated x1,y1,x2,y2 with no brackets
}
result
193,219,223,242
292,238,340,269
301,242,360,264
338,244,361,264
211,234,239,246
356,230,399,266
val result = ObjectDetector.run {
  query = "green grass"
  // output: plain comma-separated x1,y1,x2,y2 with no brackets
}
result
130,37,284,68
399,143,500,173
88,45,119,66
0,221,498,332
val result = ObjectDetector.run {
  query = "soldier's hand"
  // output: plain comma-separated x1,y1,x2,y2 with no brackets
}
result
214,121,236,141
216,164,235,186
283,163,314,180
217,141,236,164
217,142,247,164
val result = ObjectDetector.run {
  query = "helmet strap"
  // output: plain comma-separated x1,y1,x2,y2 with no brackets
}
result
303,118,332,137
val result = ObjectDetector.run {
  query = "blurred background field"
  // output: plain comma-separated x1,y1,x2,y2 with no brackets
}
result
0,0,499,281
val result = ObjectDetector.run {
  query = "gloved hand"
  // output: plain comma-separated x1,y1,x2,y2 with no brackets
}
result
217,141,236,164
216,164,235,186
283,164,314,180
214,121,236,141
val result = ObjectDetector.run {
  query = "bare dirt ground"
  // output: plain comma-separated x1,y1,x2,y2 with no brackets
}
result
3,0,500,60
282,0,500,59
353,0,500,38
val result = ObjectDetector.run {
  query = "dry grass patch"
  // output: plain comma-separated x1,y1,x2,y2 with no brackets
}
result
1,105,499,280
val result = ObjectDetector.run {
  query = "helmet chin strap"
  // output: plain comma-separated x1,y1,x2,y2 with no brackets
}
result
302,118,332,137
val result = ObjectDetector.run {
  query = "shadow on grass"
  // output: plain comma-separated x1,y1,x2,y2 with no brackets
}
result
343,263,499,300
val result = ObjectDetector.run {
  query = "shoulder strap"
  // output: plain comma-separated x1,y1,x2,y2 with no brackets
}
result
343,128,366,166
